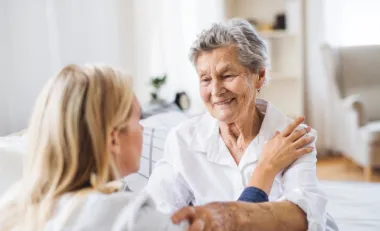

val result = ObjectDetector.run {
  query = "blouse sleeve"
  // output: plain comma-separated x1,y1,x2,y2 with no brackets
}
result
238,186,269,203
277,128,328,231
144,129,194,214
111,193,188,231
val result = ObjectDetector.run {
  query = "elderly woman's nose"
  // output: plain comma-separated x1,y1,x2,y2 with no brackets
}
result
211,79,225,96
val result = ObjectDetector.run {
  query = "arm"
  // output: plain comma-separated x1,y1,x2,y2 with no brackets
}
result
238,166,308,231
235,201,307,231
247,128,326,231
234,149,327,231
247,119,326,230
171,201,306,231
144,129,194,214
277,128,327,231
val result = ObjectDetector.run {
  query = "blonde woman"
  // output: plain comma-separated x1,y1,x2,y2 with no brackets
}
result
0,64,188,231
0,64,315,231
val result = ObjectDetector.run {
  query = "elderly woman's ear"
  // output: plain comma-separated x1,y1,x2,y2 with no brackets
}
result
256,68,266,91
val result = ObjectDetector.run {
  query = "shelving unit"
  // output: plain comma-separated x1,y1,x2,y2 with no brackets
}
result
268,71,300,81
258,30,295,39
224,0,304,118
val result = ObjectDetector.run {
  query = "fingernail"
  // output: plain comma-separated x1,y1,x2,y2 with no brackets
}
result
309,147,314,151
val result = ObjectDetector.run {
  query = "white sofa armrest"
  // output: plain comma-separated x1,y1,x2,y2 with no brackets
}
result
343,94,367,127
0,138,25,195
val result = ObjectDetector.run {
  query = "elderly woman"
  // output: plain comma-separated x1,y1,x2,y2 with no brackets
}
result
145,19,329,231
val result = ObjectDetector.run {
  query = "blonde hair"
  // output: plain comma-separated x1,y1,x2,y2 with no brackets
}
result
0,64,134,230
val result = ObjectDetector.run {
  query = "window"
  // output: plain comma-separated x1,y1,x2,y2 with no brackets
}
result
324,0,380,46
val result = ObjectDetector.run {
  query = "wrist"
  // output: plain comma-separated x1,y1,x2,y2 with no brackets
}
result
256,162,277,179
248,164,277,195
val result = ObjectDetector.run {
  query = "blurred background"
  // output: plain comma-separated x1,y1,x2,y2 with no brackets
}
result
1,0,380,183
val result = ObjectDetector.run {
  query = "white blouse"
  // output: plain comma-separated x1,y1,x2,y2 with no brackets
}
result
144,99,328,231
45,191,187,231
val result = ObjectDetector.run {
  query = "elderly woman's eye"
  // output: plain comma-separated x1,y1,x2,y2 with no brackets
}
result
223,75,235,79
201,77,211,83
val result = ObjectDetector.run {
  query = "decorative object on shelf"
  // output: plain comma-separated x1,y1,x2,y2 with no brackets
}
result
174,92,191,111
149,74,167,103
226,0,303,117
141,91,191,119
273,13,286,30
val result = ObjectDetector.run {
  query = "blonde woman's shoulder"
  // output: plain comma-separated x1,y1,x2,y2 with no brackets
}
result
46,191,187,231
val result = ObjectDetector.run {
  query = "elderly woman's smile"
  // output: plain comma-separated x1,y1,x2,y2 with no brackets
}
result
196,45,260,123
213,98,235,106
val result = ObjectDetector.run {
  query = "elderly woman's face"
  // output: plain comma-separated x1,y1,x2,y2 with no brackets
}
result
196,45,259,123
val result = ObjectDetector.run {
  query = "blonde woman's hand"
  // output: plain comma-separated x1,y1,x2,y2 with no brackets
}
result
249,116,315,194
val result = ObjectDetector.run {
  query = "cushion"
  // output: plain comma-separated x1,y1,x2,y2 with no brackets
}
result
125,112,190,191
360,121,380,145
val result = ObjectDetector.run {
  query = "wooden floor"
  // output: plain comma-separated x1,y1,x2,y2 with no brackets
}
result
317,155,380,182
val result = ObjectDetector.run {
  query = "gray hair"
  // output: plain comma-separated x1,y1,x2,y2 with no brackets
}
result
189,19,269,73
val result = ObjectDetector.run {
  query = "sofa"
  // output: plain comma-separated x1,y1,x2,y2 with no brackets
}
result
321,44,380,180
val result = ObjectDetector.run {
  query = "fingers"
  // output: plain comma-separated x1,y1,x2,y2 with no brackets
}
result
288,126,311,142
281,116,305,137
172,207,195,224
295,146,314,156
293,135,315,149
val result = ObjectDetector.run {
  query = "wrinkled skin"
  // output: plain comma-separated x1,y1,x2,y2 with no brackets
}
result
172,202,242,231
172,200,307,231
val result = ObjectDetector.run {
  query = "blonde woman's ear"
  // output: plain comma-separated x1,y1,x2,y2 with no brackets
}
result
109,130,120,155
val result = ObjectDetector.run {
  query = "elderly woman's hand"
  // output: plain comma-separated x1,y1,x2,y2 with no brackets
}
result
249,116,315,194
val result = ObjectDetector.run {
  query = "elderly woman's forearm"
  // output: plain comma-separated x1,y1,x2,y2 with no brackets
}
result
236,201,307,231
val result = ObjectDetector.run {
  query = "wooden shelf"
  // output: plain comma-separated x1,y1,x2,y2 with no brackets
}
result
226,0,304,117
268,72,300,81
258,30,296,39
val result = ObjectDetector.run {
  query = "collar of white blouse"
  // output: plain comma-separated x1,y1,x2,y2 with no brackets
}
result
188,99,290,171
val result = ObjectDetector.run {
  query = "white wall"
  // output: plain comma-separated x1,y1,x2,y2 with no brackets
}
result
1,0,136,134
5,0,54,133
0,0,11,135
305,0,333,150
324,0,380,46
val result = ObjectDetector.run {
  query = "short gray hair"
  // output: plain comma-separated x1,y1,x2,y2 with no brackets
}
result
189,19,269,73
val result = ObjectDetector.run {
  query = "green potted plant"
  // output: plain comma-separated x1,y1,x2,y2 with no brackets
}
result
150,74,167,103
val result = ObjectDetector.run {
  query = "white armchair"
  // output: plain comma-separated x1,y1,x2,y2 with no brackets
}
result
322,44,380,181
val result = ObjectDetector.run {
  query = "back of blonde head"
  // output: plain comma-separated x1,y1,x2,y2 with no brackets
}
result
0,64,134,230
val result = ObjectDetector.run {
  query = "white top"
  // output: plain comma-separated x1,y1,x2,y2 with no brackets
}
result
45,191,186,231
145,99,328,231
